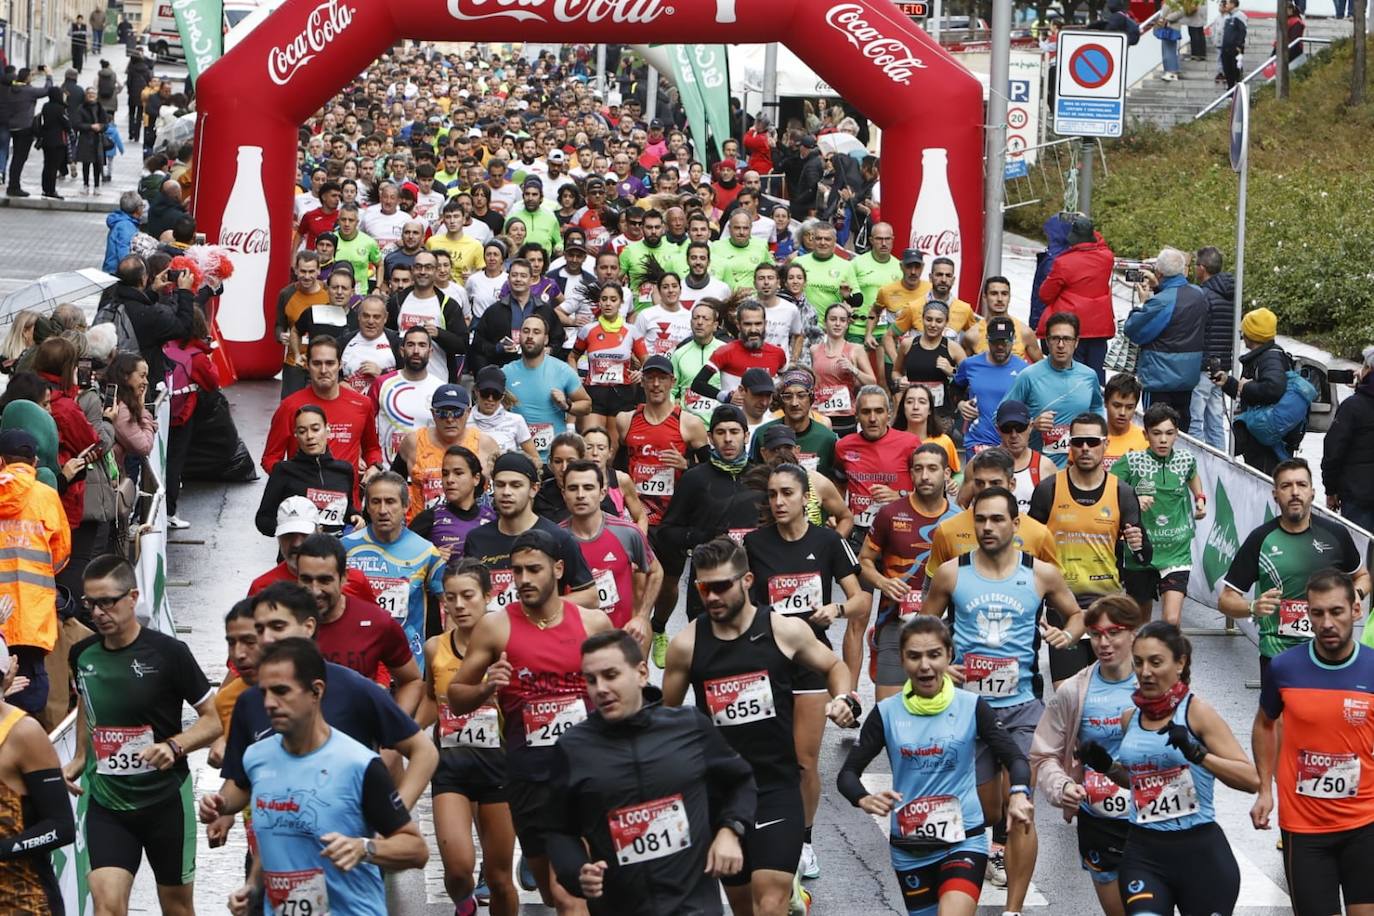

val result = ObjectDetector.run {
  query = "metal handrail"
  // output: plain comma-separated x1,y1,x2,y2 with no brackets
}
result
1194,37,1335,119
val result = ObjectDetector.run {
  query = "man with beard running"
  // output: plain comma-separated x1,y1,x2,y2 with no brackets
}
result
678,241,732,312
448,530,614,915
504,314,591,461
662,537,858,916
690,301,787,404
372,327,446,464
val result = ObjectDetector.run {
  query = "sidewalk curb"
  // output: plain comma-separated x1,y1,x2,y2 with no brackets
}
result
0,196,113,213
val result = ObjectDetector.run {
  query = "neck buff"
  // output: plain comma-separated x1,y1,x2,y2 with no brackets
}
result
1132,679,1188,720
709,445,748,476
597,314,624,334
903,675,955,715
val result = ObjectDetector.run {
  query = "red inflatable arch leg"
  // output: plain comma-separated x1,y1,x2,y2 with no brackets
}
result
192,0,984,379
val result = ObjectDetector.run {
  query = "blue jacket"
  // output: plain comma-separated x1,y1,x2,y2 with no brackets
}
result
103,208,140,274
1124,274,1207,393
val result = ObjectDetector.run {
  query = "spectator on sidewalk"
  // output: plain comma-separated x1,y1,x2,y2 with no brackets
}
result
145,179,187,239
1035,215,1115,382
1322,347,1374,532
117,14,133,50
89,6,107,53
1183,0,1208,60
105,254,196,381
69,16,88,74
1191,246,1235,449
6,66,53,198
124,50,151,142
36,89,70,201
1220,0,1248,89
1124,247,1207,432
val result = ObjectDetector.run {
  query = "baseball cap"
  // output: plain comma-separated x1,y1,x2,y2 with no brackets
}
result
493,451,538,482
995,399,1031,428
759,424,798,450
741,368,775,394
642,354,674,375
798,134,818,149
649,119,663,130
563,240,589,255
986,316,1016,341
521,176,543,190
900,248,925,266
475,365,507,394
466,127,483,138
547,149,566,163
710,404,748,431
275,496,319,537
511,527,559,561
585,176,606,189
432,384,472,410
0,429,38,464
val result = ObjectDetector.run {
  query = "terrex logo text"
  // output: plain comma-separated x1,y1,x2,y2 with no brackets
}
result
447,0,671,24
824,4,927,85
268,0,355,86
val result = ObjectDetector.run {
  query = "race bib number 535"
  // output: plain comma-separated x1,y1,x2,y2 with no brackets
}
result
93,725,155,776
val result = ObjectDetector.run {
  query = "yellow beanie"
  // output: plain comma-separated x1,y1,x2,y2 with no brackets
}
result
1241,308,1277,343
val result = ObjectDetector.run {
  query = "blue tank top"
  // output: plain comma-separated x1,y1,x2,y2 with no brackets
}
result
1117,694,1215,831
950,552,1041,708
877,688,987,853
243,730,387,915
1078,664,1136,820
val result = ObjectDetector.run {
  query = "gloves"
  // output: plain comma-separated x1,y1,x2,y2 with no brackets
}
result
1165,724,1209,765
1077,741,1115,774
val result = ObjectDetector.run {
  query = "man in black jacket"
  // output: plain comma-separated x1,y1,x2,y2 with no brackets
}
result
1191,245,1236,449
791,135,824,219
1322,351,1374,533
124,51,151,141
109,254,196,381
550,629,754,915
1211,307,1294,474
6,66,53,197
1220,0,1248,88
144,179,187,238
469,258,564,376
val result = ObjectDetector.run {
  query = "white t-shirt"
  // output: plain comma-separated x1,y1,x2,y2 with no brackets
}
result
472,405,533,453
762,300,803,354
679,275,732,312
463,218,493,245
360,207,411,250
293,192,320,223
465,271,508,321
634,305,694,357
751,214,775,242
412,190,447,225
375,371,443,462
394,290,459,380
489,182,523,217
341,332,397,392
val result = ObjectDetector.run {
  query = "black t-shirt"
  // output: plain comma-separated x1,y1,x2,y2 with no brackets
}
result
461,515,596,592
744,524,858,638
222,661,419,786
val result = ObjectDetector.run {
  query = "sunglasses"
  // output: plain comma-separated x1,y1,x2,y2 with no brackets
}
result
477,389,503,399
998,423,1028,434
1070,436,1105,449
433,407,467,418
82,588,132,612
694,573,744,597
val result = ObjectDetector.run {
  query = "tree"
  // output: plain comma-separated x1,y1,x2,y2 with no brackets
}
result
1353,0,1368,105
1275,0,1290,100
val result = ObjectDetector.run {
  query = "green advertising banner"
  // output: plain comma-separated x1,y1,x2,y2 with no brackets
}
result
687,45,731,160
171,0,224,83
668,45,710,165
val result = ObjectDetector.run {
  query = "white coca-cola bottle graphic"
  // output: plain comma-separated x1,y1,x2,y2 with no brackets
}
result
909,148,962,282
715,0,737,23
217,146,272,342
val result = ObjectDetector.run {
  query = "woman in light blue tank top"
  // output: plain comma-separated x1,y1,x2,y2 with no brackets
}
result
1080,622,1259,916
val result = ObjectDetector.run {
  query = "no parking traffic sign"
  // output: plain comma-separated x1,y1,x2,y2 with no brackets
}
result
1054,30,1127,138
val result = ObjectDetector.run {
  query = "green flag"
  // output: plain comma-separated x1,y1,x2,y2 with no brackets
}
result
687,45,732,159
1202,478,1240,589
171,0,224,84
668,45,711,165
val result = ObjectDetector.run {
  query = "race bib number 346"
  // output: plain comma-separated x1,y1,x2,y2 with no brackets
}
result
608,794,691,866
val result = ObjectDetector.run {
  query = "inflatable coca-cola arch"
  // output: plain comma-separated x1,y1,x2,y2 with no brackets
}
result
193,0,985,378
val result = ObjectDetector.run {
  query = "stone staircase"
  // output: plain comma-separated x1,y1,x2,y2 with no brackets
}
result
1124,15,1355,130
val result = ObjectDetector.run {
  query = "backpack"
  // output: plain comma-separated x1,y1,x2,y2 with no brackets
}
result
1235,368,1317,460
94,291,140,355
161,340,200,427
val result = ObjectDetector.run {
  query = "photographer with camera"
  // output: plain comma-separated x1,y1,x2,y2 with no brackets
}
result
1322,346,1374,532
101,253,196,383
1123,247,1208,433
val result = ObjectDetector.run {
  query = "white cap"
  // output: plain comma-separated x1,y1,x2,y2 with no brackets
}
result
0,635,9,676
275,496,319,537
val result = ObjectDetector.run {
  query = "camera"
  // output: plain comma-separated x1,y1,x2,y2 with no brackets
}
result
1328,369,1357,385
1123,269,1146,283
166,268,183,282
1203,356,1223,375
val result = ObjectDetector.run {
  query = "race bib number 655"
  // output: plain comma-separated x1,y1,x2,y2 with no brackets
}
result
703,671,775,726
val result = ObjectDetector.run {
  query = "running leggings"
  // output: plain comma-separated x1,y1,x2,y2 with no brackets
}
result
1118,821,1239,916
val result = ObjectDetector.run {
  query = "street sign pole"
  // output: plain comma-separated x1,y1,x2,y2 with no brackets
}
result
983,0,1012,275
1079,137,1094,215
1230,84,1250,454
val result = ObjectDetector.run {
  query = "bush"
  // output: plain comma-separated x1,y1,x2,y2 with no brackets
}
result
1007,40,1374,358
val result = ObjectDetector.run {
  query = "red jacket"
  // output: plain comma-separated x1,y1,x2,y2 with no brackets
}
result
743,127,773,175
38,373,99,528
1036,235,1117,340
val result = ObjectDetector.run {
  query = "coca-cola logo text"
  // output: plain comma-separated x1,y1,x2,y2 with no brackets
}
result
268,0,355,87
913,230,960,257
824,4,928,85
447,0,670,25
221,227,272,255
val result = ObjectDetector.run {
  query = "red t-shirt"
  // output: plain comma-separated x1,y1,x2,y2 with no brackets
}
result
708,340,788,394
297,206,339,250
834,428,921,528
261,386,383,474
314,594,415,679
248,562,378,603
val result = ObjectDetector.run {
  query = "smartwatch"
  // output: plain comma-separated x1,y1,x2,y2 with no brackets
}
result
363,839,378,862
1008,785,1031,797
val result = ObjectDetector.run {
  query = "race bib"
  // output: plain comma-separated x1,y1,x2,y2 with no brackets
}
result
305,487,347,527
421,473,444,509
897,588,924,621
702,671,776,727
488,569,518,613
1296,749,1360,799
727,528,754,546
522,696,588,747
799,452,821,473
918,380,945,408
815,385,853,416
1278,599,1313,639
594,568,620,610
607,794,691,866
632,462,675,497
529,423,556,455
590,356,628,386
895,794,965,842
961,653,1018,699
93,725,155,776
1130,766,1199,824
370,577,409,620
309,304,348,329
1042,424,1069,457
1083,768,1130,819
265,868,329,916
768,572,823,616
683,389,715,417
438,703,501,749
851,494,877,529
397,309,435,333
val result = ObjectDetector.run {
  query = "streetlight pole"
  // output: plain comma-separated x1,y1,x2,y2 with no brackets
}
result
983,0,1012,276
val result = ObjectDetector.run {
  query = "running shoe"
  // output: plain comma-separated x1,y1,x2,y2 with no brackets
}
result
518,854,537,891
985,846,1008,887
474,863,490,904
799,841,820,879
788,871,812,915
651,632,669,669
167,515,191,529
454,896,477,916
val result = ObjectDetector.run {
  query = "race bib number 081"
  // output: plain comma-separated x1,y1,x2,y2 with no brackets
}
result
607,794,691,866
